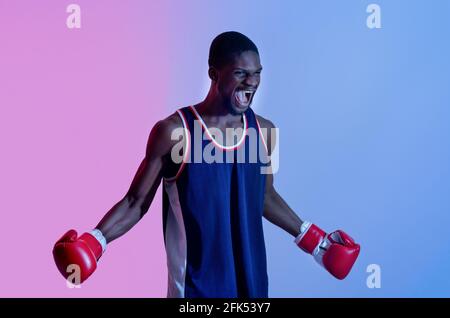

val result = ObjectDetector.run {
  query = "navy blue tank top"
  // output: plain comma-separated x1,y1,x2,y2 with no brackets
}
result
162,105,269,298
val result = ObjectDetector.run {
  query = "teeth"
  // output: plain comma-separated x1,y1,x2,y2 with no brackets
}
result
235,90,255,106
236,91,247,105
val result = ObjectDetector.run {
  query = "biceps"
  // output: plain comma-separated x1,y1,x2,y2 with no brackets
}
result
264,173,276,206
127,156,163,202
265,170,275,190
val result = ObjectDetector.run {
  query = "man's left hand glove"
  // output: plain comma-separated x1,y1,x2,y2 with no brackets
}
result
295,221,360,280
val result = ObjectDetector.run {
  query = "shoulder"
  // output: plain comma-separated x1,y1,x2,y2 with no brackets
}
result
146,111,184,157
156,111,183,132
255,114,276,130
254,113,277,155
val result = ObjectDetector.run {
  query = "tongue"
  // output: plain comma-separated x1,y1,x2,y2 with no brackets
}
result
236,91,249,105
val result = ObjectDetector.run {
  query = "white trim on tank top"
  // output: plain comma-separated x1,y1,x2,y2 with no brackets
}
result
190,105,247,150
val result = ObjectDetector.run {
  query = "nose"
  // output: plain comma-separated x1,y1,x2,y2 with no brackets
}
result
244,74,259,87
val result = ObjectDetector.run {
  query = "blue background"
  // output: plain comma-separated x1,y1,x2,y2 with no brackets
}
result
166,0,450,297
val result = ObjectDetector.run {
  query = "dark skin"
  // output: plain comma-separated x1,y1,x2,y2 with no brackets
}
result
96,50,303,243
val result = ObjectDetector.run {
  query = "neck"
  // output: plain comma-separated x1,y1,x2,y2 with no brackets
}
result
195,88,241,122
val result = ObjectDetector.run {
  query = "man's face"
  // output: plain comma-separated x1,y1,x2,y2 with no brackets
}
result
214,50,262,115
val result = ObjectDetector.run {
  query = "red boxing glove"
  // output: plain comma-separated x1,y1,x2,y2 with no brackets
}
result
53,229,106,284
295,222,360,280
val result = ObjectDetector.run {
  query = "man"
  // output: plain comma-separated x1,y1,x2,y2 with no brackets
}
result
53,31,360,298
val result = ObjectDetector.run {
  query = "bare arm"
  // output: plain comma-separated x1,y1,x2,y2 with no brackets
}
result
264,171,303,237
95,113,182,243
257,115,303,238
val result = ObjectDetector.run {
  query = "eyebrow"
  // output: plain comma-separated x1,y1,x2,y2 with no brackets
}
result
234,67,263,72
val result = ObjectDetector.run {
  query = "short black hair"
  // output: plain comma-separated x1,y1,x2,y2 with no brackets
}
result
208,31,259,69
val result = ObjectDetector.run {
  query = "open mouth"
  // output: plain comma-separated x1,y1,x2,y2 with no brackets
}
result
234,89,255,108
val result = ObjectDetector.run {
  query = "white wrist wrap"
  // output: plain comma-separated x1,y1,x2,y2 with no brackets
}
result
90,229,107,254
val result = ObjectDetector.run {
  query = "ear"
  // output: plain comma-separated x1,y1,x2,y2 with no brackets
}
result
208,67,218,82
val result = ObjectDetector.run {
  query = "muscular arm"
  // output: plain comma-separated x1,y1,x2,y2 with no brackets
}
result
95,113,182,243
257,115,303,238
264,171,303,237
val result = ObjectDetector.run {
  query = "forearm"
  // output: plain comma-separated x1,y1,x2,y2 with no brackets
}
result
95,195,145,243
94,154,163,244
263,189,303,237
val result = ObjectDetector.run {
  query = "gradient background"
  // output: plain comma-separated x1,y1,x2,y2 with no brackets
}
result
1,0,449,297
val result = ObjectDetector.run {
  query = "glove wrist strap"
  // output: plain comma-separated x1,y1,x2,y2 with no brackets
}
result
294,221,312,245
294,221,326,254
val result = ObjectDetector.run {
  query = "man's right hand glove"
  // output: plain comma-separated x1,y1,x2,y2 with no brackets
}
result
295,221,360,280
53,229,106,284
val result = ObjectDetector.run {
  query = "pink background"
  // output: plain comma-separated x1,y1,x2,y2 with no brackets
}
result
1,1,171,297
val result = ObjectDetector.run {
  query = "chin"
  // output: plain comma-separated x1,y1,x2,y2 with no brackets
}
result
230,103,249,115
